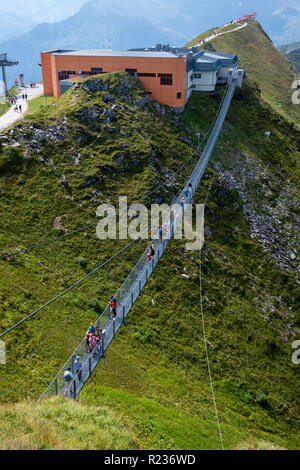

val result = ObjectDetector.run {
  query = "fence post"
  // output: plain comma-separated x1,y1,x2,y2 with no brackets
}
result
131,291,134,307
89,356,92,376
113,318,116,336
101,331,105,358
139,279,141,294
55,377,58,396
73,379,76,400
123,305,126,325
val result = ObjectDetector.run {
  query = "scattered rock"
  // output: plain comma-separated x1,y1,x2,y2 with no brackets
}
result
53,216,67,232
60,175,69,189
79,107,99,122
135,98,148,108
83,79,106,93
179,136,193,147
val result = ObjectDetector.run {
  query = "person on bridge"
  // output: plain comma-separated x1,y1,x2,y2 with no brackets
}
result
150,245,155,257
75,356,82,381
185,187,190,201
110,296,117,313
18,104,22,113
63,367,74,395
159,227,163,242
180,197,185,211
64,367,73,384
89,323,96,334
86,330,92,350
89,334,97,352
95,327,102,343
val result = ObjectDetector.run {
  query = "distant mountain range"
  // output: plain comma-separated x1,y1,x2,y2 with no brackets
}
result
0,0,187,87
278,41,300,74
1,0,300,87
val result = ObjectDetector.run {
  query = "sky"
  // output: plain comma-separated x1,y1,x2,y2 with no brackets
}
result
0,0,299,45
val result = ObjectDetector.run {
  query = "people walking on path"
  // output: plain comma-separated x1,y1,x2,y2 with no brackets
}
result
0,83,43,132
89,334,97,352
75,356,82,381
149,245,155,259
109,296,117,319
18,104,22,113
185,187,190,202
95,327,102,343
63,367,74,394
180,197,185,211
86,330,92,351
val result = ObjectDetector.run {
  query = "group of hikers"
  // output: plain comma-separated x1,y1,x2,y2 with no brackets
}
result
62,186,194,393
63,295,118,390
10,93,28,113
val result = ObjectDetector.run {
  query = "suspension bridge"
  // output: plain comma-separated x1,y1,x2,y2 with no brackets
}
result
35,76,238,400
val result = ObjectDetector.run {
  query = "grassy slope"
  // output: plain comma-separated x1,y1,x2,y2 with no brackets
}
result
0,396,139,450
0,25,299,450
0,101,10,118
189,21,300,127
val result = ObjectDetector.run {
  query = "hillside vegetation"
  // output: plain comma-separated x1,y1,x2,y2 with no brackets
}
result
188,21,300,127
0,23,299,450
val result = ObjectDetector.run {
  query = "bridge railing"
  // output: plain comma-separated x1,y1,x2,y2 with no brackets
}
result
40,79,237,400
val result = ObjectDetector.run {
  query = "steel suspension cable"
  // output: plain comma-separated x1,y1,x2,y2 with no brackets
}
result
199,183,224,450
0,237,146,388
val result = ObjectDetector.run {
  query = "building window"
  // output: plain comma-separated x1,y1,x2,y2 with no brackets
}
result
126,68,137,76
177,92,182,99
158,73,172,85
59,71,68,80
59,70,93,80
91,67,103,74
194,73,202,79
137,72,156,77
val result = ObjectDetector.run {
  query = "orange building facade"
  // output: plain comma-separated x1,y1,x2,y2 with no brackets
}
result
41,50,188,110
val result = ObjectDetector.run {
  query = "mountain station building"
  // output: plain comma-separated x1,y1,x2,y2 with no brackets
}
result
41,45,244,111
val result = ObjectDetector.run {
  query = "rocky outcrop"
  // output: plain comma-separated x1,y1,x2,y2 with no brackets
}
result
214,153,299,273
